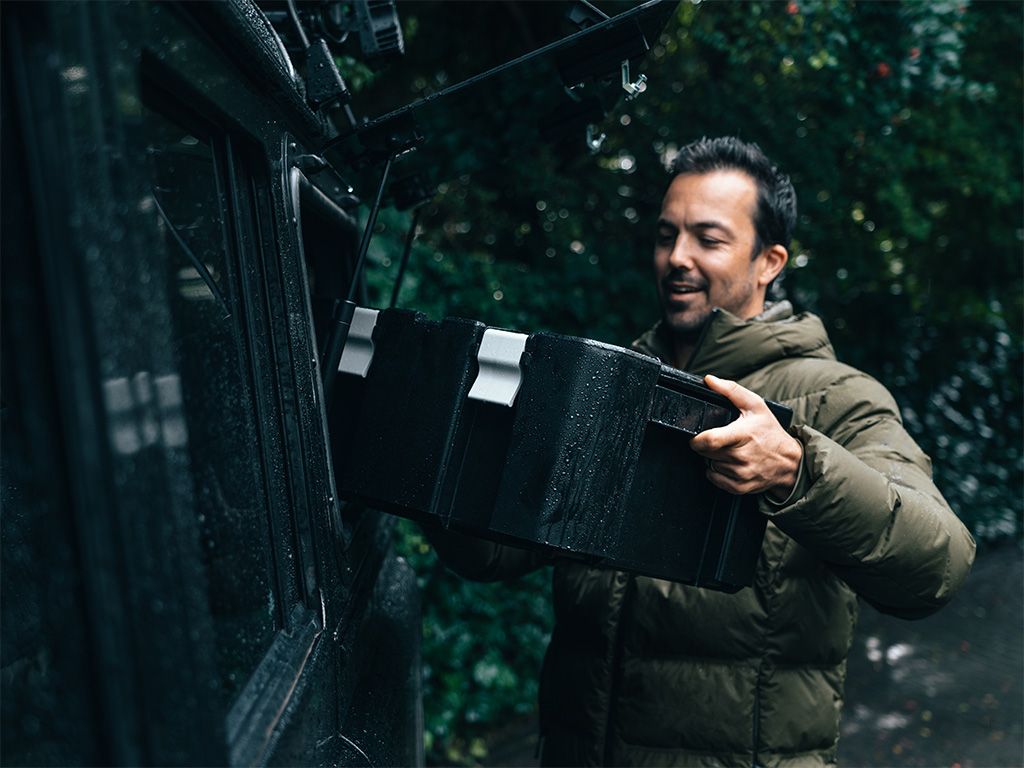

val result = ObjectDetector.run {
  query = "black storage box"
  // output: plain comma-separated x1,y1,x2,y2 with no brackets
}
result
332,308,792,591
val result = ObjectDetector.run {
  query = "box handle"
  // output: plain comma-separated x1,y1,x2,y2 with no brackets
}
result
337,307,380,378
467,329,529,407
649,385,734,436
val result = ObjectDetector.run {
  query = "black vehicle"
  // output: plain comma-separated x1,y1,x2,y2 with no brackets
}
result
2,0,424,763
1,1,677,765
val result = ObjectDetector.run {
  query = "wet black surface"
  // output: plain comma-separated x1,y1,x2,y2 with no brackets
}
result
339,309,789,590
2,2,421,763
481,545,1023,768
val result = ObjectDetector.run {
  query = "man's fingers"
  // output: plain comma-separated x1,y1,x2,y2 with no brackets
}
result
706,459,745,482
704,374,766,413
690,423,746,455
694,375,798,496
704,466,756,494
705,468,733,492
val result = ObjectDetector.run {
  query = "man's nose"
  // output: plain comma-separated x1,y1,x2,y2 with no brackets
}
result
668,235,697,270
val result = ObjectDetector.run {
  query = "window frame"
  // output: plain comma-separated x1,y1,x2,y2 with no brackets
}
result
134,49,332,761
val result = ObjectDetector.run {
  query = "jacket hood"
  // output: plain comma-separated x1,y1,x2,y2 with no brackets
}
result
632,301,836,380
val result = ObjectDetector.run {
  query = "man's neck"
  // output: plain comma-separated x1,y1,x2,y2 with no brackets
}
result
665,299,770,369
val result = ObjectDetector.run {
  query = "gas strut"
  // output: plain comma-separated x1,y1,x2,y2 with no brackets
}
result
321,153,394,400
389,205,423,308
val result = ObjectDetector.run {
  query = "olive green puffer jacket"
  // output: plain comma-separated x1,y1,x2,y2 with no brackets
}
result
429,303,975,767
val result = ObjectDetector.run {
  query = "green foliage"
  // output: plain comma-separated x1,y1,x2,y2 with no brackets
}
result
359,1,1023,762
393,520,551,765
334,54,377,93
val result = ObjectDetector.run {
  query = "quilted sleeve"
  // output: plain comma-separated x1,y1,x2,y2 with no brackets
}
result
761,372,976,619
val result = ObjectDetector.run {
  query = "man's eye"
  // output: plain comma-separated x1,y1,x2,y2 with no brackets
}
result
656,232,676,246
699,236,721,247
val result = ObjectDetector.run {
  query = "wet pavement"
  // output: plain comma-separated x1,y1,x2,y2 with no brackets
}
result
840,543,1022,768
483,544,1023,767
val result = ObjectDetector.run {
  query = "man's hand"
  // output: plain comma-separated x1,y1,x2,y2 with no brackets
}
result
689,374,803,499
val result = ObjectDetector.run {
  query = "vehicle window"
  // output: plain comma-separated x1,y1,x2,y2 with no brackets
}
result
143,101,278,700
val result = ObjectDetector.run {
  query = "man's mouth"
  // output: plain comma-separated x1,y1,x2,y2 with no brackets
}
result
664,282,706,298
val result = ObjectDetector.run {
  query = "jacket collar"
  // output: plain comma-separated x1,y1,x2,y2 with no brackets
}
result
632,301,835,380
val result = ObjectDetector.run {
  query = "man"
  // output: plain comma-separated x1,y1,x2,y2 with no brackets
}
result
429,136,975,767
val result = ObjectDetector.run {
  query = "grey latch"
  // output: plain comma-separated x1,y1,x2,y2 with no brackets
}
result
467,329,529,407
337,307,379,377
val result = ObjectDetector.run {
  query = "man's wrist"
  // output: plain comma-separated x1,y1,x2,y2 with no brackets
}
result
765,435,804,506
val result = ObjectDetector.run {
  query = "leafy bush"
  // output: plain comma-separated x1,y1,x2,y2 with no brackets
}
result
393,521,551,764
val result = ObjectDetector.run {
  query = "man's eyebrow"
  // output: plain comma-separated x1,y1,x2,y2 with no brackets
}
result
690,220,735,239
656,218,677,230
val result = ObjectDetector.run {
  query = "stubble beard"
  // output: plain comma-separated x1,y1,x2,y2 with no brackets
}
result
663,304,712,347
660,271,760,348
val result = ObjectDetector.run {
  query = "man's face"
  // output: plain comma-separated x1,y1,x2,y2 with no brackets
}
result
654,170,771,337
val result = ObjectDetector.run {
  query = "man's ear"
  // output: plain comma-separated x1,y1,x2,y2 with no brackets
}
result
757,244,788,288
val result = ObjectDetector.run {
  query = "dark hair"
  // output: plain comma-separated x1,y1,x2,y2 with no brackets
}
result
670,136,797,255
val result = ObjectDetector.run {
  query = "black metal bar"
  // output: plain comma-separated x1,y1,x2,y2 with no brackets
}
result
389,205,422,308
321,153,393,396
285,0,309,49
151,191,232,319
